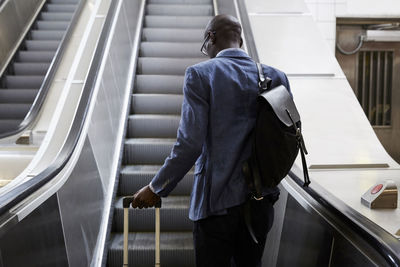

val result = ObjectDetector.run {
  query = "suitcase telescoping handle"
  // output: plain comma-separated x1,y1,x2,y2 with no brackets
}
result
122,197,162,267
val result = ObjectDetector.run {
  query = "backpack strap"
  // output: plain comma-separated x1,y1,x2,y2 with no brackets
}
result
240,63,272,245
256,62,271,93
286,110,311,187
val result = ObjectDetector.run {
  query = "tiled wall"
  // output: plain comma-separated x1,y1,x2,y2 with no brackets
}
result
304,0,400,53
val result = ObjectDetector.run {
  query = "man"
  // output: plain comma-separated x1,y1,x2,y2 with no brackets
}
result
131,14,291,267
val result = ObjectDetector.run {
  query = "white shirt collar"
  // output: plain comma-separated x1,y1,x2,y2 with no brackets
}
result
216,48,245,57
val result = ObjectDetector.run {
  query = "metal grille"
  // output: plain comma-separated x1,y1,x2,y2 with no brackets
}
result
357,50,393,126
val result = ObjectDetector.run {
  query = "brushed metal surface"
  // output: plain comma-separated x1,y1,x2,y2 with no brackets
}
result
245,0,308,14
289,77,398,168
0,194,68,267
0,0,44,76
311,169,400,238
248,15,343,76
57,137,104,267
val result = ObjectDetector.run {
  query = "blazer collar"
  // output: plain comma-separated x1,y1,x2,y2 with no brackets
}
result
216,48,250,59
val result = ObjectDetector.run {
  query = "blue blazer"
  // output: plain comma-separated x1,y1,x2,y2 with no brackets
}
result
150,48,291,221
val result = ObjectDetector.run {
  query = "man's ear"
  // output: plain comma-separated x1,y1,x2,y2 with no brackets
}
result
210,35,217,45
210,32,216,44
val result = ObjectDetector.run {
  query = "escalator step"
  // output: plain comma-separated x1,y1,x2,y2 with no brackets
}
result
50,0,79,3
31,30,64,41
0,103,31,119
17,51,55,62
0,89,39,103
0,120,22,132
5,75,44,89
128,114,180,138
137,57,204,75
124,138,175,165
46,4,77,12
146,4,213,16
40,12,73,21
36,21,69,31
142,28,203,42
119,165,194,196
13,63,50,75
149,0,211,4
108,232,194,267
135,75,183,94
109,0,213,265
131,94,183,115
145,15,212,29
140,42,203,58
25,40,60,51
113,196,191,232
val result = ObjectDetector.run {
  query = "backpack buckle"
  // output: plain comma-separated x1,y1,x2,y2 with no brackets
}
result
252,195,264,201
258,80,268,91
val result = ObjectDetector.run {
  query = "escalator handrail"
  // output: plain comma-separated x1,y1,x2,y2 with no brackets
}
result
0,0,119,226
288,171,400,266
0,0,85,139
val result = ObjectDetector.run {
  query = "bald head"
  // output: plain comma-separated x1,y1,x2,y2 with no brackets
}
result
203,14,243,58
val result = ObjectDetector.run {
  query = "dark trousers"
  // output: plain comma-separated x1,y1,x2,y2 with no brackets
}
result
193,196,276,267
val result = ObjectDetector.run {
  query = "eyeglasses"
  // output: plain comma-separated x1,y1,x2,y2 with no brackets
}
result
200,31,216,56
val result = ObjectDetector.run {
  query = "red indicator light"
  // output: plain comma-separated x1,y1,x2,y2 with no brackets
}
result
371,184,383,194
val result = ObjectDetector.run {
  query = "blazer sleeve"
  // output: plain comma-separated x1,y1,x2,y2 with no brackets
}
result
150,66,209,197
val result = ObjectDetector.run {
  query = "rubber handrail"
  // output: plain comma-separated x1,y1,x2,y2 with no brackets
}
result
288,170,400,267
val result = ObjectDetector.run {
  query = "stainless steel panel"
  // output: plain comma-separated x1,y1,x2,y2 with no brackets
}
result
262,185,289,267
280,179,389,266
311,168,400,238
109,1,131,98
248,15,343,76
0,194,68,267
376,52,381,124
275,192,377,267
124,0,142,46
330,235,376,267
13,0,43,25
289,77,398,167
369,51,374,121
244,0,308,14
276,194,334,267
89,0,144,264
57,137,104,267
383,51,388,124
362,52,367,107
0,0,44,75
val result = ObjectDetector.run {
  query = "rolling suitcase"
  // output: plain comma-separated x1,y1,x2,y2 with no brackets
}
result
122,197,162,267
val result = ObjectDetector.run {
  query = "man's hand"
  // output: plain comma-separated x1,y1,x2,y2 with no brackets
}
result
131,185,161,209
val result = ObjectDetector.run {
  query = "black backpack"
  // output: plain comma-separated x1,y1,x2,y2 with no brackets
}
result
242,62,310,199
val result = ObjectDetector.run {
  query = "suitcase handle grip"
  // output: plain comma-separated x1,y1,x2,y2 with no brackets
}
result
155,199,162,208
122,196,162,209
122,197,162,267
122,196,133,208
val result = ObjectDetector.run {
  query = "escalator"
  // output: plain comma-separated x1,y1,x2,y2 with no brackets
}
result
0,0,398,267
0,0,79,133
107,0,214,266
